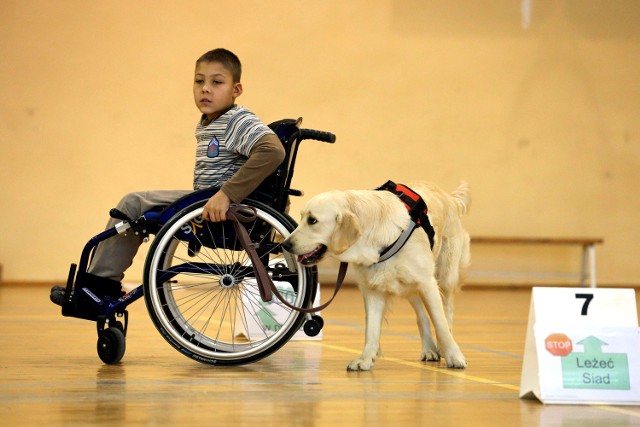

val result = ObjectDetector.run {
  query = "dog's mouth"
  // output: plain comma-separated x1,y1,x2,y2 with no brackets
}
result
297,245,327,266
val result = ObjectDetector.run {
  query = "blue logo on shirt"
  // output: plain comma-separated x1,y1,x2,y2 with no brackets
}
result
207,136,220,158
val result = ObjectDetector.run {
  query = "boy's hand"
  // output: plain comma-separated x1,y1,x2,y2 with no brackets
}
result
202,191,231,222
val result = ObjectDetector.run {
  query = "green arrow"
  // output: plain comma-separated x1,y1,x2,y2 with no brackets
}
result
561,335,630,390
577,336,608,354
257,305,277,328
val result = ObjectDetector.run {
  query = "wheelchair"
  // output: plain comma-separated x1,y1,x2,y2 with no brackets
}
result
57,118,335,365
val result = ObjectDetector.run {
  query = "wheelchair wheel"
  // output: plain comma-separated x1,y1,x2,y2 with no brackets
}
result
143,199,316,365
97,327,126,364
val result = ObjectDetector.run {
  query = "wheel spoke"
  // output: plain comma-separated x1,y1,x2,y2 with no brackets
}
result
144,200,315,365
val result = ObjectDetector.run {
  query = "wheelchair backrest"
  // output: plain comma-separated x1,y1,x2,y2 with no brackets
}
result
252,117,304,212
151,118,304,227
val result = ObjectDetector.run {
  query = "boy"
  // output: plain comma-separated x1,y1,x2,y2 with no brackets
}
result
50,48,285,318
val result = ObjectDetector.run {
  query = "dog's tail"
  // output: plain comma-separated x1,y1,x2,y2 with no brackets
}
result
451,181,471,215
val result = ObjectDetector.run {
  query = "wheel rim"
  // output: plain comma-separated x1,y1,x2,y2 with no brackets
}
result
146,205,310,361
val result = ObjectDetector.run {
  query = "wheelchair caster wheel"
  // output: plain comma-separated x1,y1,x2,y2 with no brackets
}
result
303,315,324,337
311,315,324,329
97,327,126,364
113,320,124,333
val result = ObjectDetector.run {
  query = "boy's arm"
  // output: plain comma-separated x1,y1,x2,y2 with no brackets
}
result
221,133,285,202
202,134,285,222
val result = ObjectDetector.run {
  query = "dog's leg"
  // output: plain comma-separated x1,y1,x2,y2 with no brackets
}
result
441,289,455,333
436,253,458,332
418,279,467,369
408,295,440,362
347,289,386,371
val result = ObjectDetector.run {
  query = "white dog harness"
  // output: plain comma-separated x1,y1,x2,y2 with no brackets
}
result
376,180,435,263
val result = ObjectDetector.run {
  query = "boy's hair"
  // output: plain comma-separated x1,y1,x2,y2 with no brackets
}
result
196,48,242,83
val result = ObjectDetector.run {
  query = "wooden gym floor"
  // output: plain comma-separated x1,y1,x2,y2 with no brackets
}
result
1,283,639,426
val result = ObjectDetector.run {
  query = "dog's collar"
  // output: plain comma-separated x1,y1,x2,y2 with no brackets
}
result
375,180,435,263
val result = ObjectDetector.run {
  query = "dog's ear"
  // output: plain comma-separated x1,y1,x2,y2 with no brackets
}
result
329,210,361,255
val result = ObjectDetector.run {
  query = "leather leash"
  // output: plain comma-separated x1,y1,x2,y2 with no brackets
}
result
226,204,347,313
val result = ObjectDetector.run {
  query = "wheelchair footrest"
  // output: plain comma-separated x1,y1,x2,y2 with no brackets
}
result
56,266,126,322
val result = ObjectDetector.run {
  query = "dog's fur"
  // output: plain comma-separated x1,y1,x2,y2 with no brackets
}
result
282,181,470,371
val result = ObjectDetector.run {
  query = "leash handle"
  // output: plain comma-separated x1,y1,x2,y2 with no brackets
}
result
226,204,346,313
272,262,348,314
226,205,273,303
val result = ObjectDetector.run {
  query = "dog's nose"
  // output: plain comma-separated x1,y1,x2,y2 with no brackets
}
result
281,238,293,252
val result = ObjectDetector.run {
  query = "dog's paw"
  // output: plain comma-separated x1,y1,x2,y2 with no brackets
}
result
420,350,440,362
444,352,467,369
347,357,375,371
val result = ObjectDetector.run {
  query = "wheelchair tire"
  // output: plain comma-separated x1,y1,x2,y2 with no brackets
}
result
97,327,126,364
143,199,317,366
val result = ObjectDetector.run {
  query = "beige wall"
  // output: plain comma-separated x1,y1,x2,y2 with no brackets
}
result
1,1,639,285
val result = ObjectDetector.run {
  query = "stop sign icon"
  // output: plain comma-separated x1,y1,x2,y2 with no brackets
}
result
545,333,573,356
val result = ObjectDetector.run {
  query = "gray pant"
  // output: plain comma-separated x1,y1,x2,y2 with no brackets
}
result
88,190,192,282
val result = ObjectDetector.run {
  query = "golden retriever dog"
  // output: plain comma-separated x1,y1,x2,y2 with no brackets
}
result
282,181,470,371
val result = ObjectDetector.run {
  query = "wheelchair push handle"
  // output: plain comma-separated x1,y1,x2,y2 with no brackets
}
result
298,128,336,144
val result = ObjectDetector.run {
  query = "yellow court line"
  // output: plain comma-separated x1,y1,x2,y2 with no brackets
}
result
308,341,520,391
309,342,640,418
593,405,640,417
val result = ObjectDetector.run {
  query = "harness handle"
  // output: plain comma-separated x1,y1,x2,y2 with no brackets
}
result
376,180,435,250
226,204,346,313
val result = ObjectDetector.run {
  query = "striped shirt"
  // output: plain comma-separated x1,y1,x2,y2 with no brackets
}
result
193,106,274,190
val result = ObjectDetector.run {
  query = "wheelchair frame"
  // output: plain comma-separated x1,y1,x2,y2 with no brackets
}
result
60,118,335,365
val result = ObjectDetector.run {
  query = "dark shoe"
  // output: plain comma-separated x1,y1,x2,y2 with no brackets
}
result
51,273,123,321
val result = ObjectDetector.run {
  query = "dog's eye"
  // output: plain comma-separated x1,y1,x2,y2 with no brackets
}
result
307,216,318,225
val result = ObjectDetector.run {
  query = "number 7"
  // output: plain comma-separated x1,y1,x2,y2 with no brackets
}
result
575,293,594,316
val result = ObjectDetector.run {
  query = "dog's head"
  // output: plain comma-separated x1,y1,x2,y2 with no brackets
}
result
282,192,362,266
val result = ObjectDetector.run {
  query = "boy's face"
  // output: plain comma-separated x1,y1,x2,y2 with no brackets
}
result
193,61,242,120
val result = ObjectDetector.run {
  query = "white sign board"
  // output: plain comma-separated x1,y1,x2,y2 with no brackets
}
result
520,287,640,405
235,280,322,341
